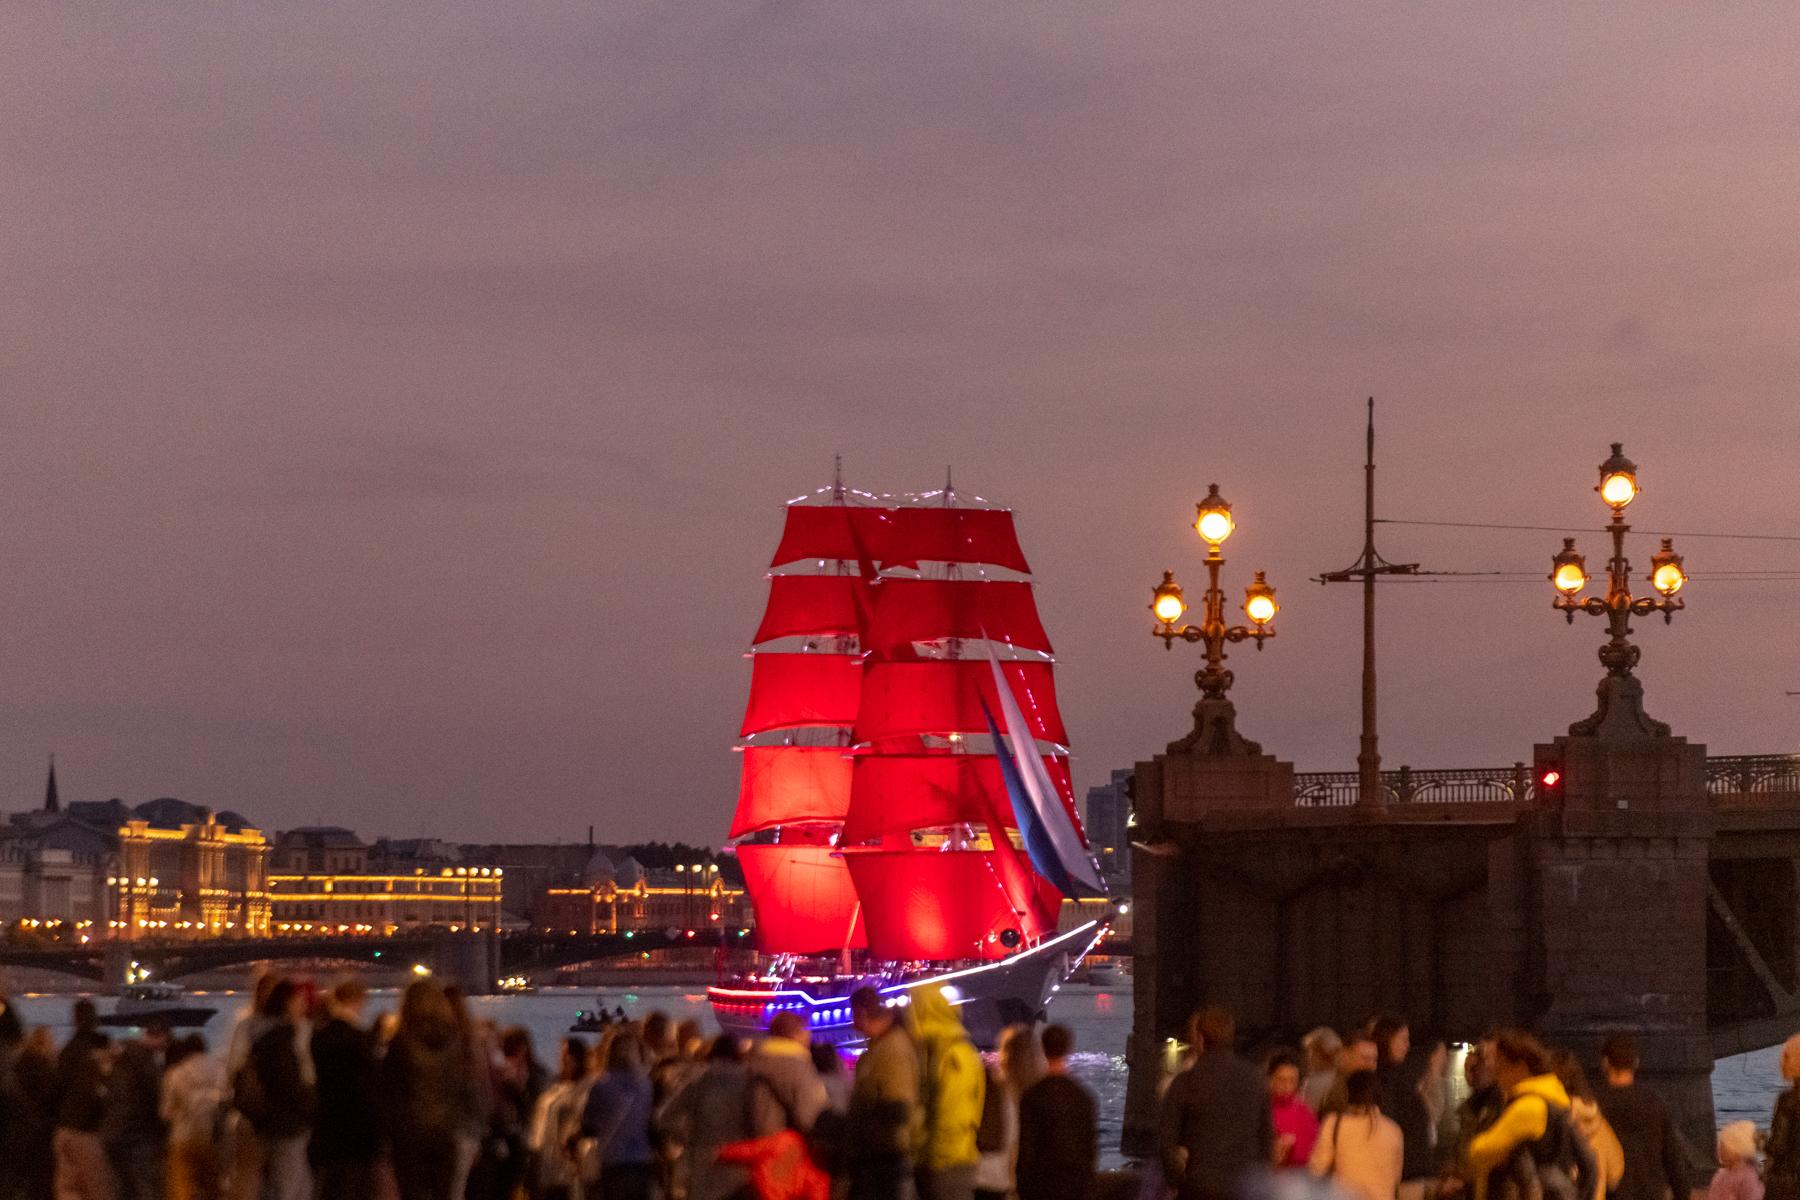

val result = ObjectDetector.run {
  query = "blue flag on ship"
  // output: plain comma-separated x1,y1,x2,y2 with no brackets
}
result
981,699,1090,898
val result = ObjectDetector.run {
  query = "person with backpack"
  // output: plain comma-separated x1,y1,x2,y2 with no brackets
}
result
750,1013,830,1138
1464,1031,1597,1200
1308,1070,1402,1200
906,986,985,1200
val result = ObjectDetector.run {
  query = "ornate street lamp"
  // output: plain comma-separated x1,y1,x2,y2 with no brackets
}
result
1150,484,1277,752
1550,443,1687,736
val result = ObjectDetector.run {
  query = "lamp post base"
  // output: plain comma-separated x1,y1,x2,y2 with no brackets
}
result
1171,696,1264,757
1569,671,1671,740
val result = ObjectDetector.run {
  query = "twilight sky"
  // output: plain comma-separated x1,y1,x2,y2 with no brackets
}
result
3,4,1798,845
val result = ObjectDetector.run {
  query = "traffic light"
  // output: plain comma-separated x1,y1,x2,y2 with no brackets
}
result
1536,760,1564,801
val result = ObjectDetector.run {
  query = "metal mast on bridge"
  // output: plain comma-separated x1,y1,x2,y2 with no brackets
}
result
1317,399,1419,810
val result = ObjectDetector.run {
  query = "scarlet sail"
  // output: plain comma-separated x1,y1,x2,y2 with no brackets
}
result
840,754,1074,843
864,579,1052,656
738,844,866,954
752,575,867,644
770,506,1031,574
730,746,853,837
853,661,1068,746
844,850,1061,961
739,654,861,736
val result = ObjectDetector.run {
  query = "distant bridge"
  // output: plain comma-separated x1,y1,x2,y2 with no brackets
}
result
0,928,746,991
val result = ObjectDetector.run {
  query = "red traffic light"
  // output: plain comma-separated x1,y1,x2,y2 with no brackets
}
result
1540,769,1562,788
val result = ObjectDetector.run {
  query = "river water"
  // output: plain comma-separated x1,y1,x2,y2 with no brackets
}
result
8,983,1788,1168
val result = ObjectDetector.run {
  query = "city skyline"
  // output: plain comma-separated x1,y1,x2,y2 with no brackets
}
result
5,5,1799,843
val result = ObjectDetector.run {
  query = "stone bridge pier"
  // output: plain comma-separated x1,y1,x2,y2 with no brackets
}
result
1122,682,1720,1162
429,930,501,996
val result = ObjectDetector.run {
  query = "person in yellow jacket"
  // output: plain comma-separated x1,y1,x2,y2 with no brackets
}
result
1465,1032,1597,1200
905,986,987,1200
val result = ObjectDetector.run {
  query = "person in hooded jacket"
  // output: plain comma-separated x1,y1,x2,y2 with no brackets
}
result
1464,1032,1596,1200
905,986,985,1200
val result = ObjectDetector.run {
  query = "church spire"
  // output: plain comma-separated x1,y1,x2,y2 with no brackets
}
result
44,754,59,813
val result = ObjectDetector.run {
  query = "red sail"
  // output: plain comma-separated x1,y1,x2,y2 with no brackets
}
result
740,654,861,736
840,754,1074,842
770,506,1030,573
864,579,1051,656
844,849,1061,961
730,747,853,837
752,576,866,645
853,661,1068,746
737,844,867,954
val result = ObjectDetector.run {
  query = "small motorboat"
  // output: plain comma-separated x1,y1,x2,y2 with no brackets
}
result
1085,961,1126,987
98,983,217,1029
569,1001,628,1033
497,974,537,995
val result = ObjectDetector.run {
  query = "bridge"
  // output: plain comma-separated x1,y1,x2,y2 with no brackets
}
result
1123,671,1800,1165
0,928,747,994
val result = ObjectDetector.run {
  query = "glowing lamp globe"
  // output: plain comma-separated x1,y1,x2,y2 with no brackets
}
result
1650,538,1686,596
1550,538,1588,596
1151,571,1186,624
1243,571,1278,625
1597,443,1639,509
1194,484,1235,546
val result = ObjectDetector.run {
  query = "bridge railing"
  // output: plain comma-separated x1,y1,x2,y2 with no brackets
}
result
1294,754,1800,808
1708,754,1800,803
1293,764,1537,808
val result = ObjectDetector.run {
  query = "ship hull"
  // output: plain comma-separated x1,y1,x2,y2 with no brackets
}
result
709,919,1107,1048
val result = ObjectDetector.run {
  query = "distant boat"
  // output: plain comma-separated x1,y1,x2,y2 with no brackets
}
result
1085,961,1126,986
570,999,627,1033
97,983,216,1029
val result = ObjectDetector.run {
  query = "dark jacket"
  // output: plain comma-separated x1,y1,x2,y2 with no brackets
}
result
1158,1048,1275,1200
380,1024,481,1145
248,1021,316,1138
102,1039,166,1148
309,1016,380,1162
53,1030,110,1132
1017,1073,1097,1200
1378,1057,1435,1180
1596,1080,1689,1200
581,1071,656,1167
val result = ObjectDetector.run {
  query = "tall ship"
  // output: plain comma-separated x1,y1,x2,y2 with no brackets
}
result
707,474,1110,1047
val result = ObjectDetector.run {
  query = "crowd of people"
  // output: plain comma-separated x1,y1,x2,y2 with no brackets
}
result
1155,1007,1766,1200
0,978,1099,1200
